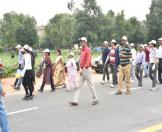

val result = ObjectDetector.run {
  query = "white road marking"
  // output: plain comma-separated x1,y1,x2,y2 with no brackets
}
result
7,107,39,115
6,91,25,96
109,87,141,94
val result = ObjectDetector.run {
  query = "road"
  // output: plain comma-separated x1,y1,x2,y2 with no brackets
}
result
3,74,162,132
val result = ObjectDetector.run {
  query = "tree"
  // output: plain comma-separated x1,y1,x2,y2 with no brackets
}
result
44,13,75,49
15,16,38,47
74,0,102,47
0,12,38,48
0,12,22,48
146,0,162,41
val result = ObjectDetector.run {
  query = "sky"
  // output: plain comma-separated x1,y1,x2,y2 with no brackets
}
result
0,0,152,26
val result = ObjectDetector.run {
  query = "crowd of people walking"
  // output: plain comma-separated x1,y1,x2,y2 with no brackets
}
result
101,36,162,94
1,35,162,131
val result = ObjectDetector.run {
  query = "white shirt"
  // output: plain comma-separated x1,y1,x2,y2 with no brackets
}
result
66,58,77,75
22,53,32,76
130,48,136,65
149,47,158,63
158,45,162,58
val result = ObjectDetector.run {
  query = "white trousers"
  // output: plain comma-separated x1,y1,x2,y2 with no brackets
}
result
73,68,98,102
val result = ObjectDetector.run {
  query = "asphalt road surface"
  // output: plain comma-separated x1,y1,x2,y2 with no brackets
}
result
4,75,162,132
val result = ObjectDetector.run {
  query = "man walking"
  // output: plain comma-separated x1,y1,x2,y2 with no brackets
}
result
149,40,158,91
109,39,120,88
115,36,132,95
143,44,150,78
135,45,145,87
130,43,136,82
101,41,110,84
158,37,162,84
69,37,98,106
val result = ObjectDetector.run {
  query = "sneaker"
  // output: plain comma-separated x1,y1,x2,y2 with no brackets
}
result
130,80,134,83
22,95,29,100
143,75,148,78
15,87,20,90
50,90,55,92
149,87,156,91
101,80,105,85
115,91,122,95
38,89,43,92
27,95,34,100
69,101,78,106
138,83,143,87
125,90,131,95
110,84,115,88
92,100,99,105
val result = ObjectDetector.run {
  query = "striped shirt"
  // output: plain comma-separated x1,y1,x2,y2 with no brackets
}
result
119,46,132,65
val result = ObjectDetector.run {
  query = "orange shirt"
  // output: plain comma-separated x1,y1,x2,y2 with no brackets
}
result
80,45,91,69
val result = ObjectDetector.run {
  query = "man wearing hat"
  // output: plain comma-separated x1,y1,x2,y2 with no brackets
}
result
143,43,150,78
149,40,158,90
115,36,132,95
158,37,162,84
130,43,136,82
101,41,110,84
69,37,98,106
109,39,120,88
135,45,145,87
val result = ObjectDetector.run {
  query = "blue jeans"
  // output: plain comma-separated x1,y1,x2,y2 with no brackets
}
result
0,83,10,132
144,62,149,76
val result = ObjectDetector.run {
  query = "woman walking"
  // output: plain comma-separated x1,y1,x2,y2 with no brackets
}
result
65,52,77,91
54,49,66,88
38,49,55,92
21,45,34,100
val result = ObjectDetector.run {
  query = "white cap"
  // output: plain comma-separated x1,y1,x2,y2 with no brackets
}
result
0,59,2,64
29,47,33,52
43,48,50,53
111,39,117,44
23,44,29,50
144,44,148,47
158,37,162,41
130,43,134,47
121,35,128,41
139,44,144,48
15,44,21,49
150,40,156,44
69,52,74,57
103,41,108,44
80,37,87,43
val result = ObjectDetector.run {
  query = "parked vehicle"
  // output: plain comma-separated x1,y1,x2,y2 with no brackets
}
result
92,56,111,73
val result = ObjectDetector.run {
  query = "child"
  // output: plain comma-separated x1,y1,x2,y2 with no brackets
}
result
66,52,77,91
0,59,10,132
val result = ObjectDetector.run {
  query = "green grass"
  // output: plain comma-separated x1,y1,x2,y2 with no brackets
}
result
0,50,101,77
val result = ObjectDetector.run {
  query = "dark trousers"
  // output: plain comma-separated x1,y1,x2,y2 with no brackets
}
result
135,63,143,84
14,79,18,86
110,64,118,85
22,70,34,96
40,75,55,91
149,63,158,87
102,62,109,81
158,59,162,84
